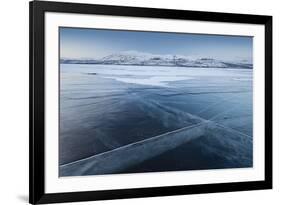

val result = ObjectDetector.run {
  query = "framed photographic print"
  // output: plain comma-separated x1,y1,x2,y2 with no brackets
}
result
29,0,272,204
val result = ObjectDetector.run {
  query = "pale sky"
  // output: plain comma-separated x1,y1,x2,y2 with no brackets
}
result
60,27,253,62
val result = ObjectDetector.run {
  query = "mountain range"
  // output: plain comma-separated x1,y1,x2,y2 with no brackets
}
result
61,51,252,69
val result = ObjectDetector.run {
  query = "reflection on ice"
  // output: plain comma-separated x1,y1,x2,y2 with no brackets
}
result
103,76,194,87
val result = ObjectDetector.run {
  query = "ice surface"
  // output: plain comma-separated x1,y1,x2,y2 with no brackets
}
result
62,64,252,87
59,63,253,176
60,122,207,176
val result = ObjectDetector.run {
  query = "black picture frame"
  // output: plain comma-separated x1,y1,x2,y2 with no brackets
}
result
29,1,272,204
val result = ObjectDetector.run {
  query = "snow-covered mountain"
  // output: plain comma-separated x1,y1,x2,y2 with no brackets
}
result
61,51,252,69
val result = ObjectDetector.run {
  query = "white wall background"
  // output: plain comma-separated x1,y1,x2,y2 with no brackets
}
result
0,0,279,204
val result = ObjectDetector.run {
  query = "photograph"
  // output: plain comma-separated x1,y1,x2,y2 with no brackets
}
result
28,1,272,204
59,27,253,177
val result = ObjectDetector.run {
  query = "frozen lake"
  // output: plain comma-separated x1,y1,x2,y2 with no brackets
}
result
59,64,253,176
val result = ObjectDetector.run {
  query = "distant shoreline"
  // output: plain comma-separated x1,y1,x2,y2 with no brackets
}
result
60,62,253,69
